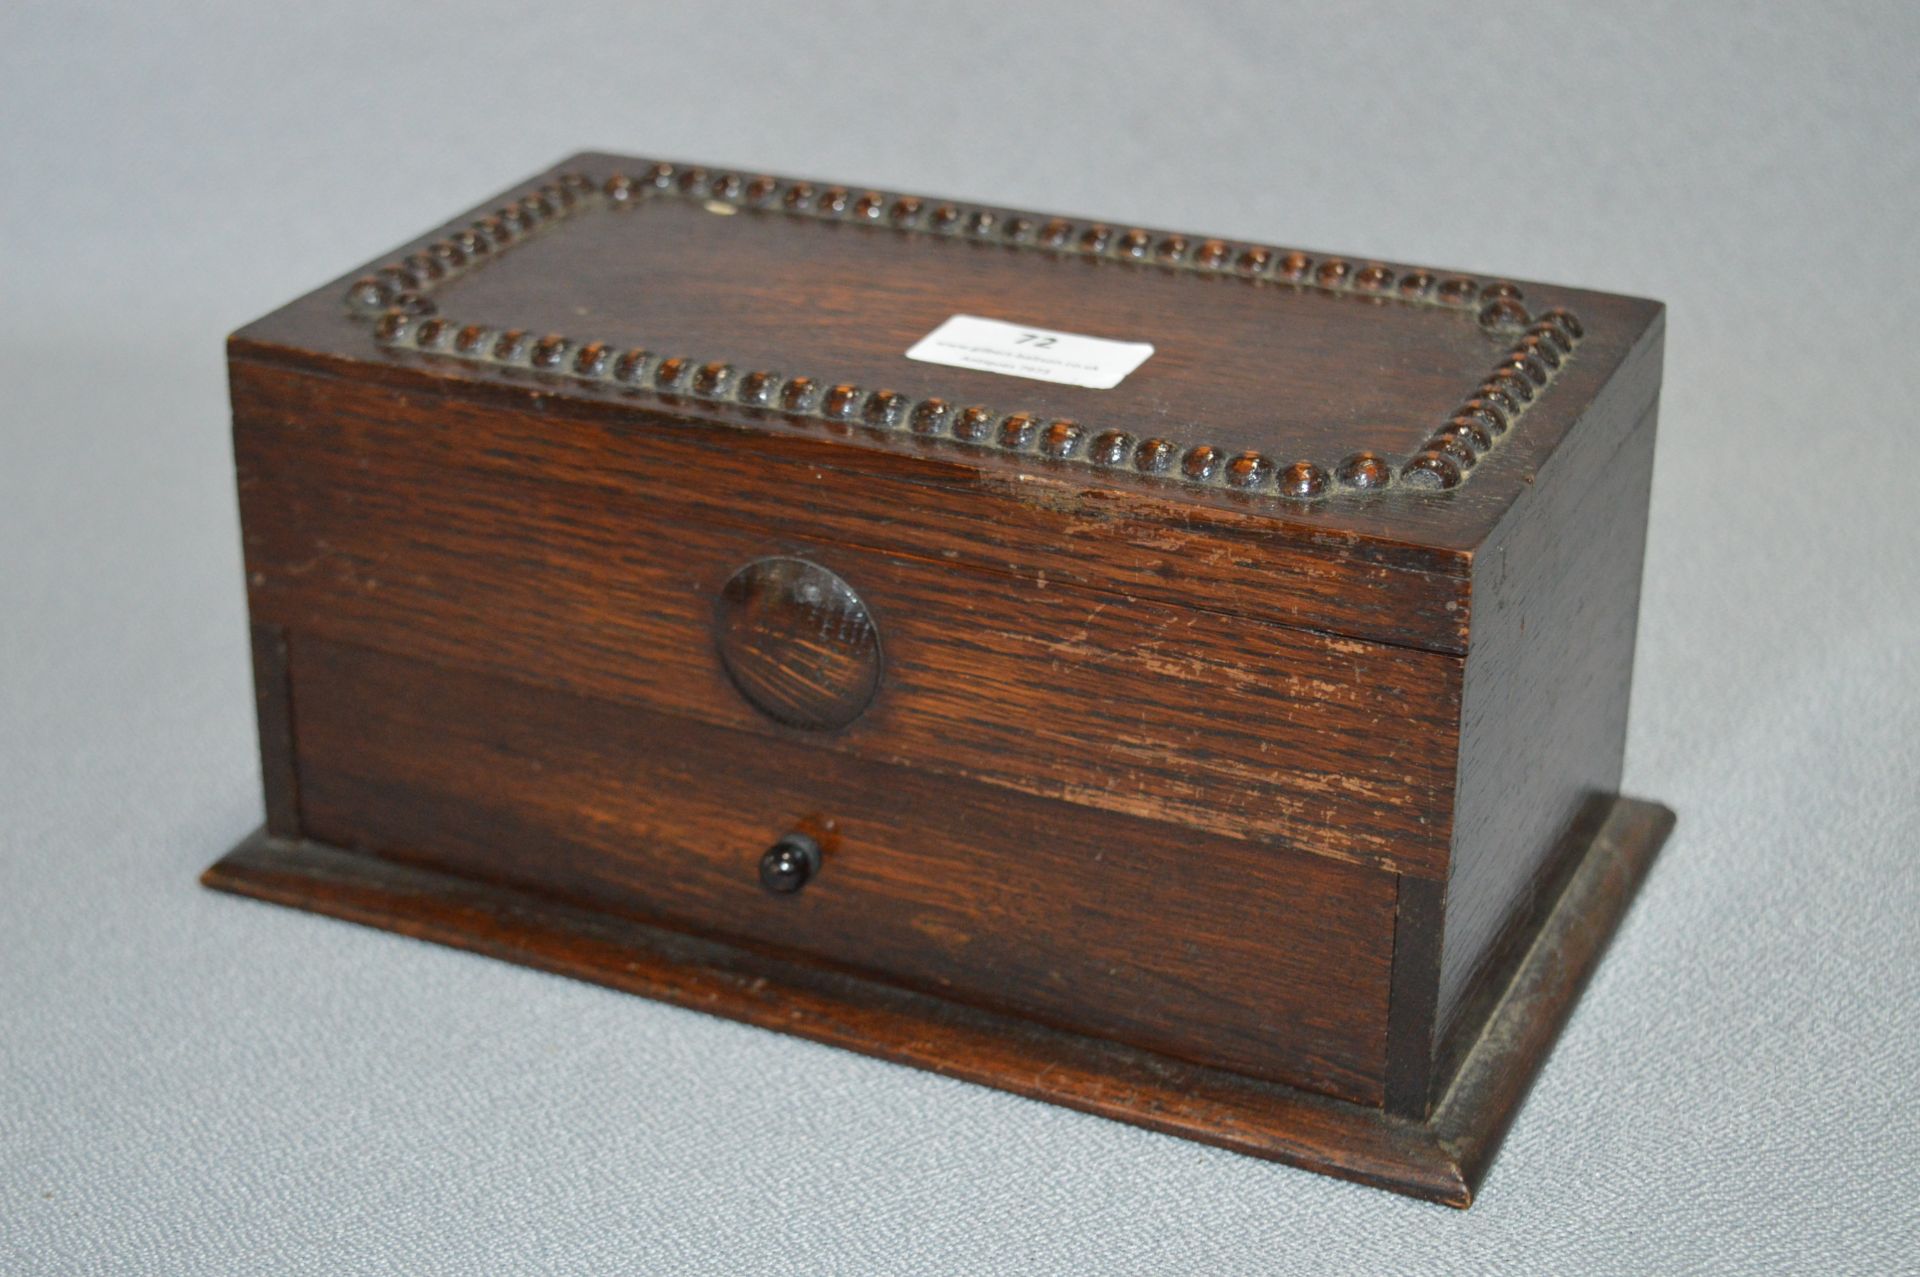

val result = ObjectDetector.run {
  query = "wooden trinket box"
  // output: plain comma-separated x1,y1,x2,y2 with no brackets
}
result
205,152,1673,1206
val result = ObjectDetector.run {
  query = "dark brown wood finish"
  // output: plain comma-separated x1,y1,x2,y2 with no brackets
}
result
1439,359,1664,1046
1384,873,1446,1117
203,797,1674,1208
248,624,300,837
231,363,1464,878
209,152,1673,1203
290,634,1397,1104
231,153,1666,621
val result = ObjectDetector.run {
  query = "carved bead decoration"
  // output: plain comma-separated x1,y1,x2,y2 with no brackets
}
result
1355,264,1393,291
1470,391,1513,427
1226,451,1273,489
1503,353,1550,387
998,413,1040,450
614,348,651,383
1279,461,1329,499
864,390,908,427
1529,320,1573,354
1540,307,1584,340
402,252,443,282
347,277,389,312
910,399,951,435
374,311,413,343
737,370,779,406
1427,432,1479,468
574,341,612,378
780,376,819,411
1090,430,1135,466
1135,438,1176,473
1514,333,1560,369
1439,417,1494,455
350,162,1592,503
1459,398,1508,435
1041,420,1084,458
492,329,529,362
1402,451,1464,489
1337,452,1393,489
953,405,995,443
823,383,862,419
1181,445,1222,481
1489,368,1535,403
1479,298,1531,330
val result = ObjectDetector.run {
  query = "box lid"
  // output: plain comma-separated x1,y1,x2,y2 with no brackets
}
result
232,152,1665,653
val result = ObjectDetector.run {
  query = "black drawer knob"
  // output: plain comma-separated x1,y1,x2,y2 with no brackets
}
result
759,833,822,895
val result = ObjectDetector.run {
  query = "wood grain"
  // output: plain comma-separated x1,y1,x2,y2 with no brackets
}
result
234,365,1464,878
233,151,1669,590
248,624,300,837
1438,321,1664,1052
201,796,1673,1208
211,150,1673,1199
229,356,1473,654
289,633,1398,1105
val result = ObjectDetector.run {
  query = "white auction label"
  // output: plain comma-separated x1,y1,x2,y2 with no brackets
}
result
905,315,1154,390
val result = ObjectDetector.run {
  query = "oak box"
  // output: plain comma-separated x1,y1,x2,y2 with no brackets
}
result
204,152,1674,1205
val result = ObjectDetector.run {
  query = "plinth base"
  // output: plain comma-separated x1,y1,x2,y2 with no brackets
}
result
202,797,1673,1207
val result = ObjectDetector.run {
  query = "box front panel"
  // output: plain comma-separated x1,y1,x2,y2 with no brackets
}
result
231,359,1481,1107
234,362,1463,880
287,633,1398,1104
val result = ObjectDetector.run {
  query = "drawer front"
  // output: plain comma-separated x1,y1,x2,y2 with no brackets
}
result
236,369,1463,879
289,635,1397,1105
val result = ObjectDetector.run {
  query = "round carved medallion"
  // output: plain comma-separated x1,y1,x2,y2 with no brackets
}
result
714,557,880,731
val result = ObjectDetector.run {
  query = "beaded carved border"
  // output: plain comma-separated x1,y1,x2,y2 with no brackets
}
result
344,165,1587,500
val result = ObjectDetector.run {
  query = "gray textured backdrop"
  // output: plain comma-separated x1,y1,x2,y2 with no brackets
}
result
3,3,1917,1272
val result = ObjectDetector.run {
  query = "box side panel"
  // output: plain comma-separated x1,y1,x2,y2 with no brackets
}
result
1437,314,1665,1062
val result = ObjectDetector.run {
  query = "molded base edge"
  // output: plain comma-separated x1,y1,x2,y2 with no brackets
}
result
201,796,1673,1207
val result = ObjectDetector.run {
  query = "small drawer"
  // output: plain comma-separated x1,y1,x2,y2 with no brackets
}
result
290,634,1399,1107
